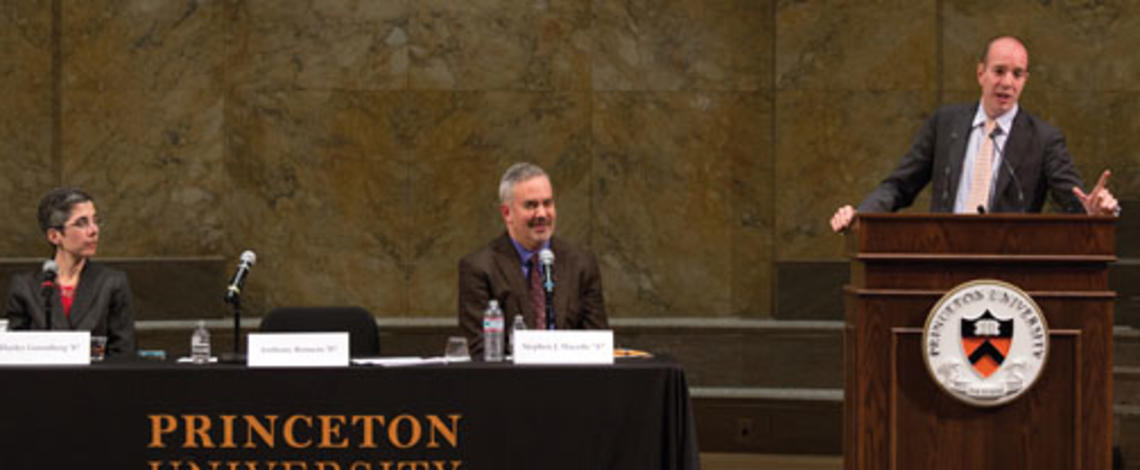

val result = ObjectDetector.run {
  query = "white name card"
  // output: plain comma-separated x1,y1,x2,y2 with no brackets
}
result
512,330,614,365
0,331,90,365
247,333,350,368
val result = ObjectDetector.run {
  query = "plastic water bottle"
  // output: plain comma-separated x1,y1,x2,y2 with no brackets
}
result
191,320,211,364
510,314,526,357
483,300,505,362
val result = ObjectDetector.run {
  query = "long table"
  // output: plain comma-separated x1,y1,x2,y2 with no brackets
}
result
0,358,698,470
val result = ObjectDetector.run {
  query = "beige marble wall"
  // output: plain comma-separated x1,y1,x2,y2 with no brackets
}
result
1,0,1137,319
0,1,54,257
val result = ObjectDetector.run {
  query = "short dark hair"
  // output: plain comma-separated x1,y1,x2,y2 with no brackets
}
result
37,187,94,234
499,162,549,205
979,35,1028,65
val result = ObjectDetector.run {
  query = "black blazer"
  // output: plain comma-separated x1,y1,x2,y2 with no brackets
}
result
458,233,608,355
5,261,136,357
858,103,1086,214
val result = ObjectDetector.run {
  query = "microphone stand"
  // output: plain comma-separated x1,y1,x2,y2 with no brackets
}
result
41,282,53,331
221,295,245,363
542,267,555,330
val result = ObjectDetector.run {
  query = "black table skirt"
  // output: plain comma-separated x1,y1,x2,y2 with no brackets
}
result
0,358,699,470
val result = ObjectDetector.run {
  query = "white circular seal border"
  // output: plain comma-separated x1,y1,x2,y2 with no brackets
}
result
922,279,1050,407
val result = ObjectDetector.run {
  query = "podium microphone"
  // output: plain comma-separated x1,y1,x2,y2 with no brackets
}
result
539,248,555,330
989,128,1025,212
224,250,256,305
41,260,58,331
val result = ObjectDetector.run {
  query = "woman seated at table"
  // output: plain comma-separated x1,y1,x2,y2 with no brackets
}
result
5,188,135,357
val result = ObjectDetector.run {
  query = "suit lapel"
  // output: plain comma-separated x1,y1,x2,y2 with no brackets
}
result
67,262,100,329
491,235,530,325
945,104,978,200
46,288,68,331
550,238,569,330
992,111,1030,207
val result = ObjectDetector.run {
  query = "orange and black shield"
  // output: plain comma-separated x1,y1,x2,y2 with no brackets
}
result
960,310,1013,378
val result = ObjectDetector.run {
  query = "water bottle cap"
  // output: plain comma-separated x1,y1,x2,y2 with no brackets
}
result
488,299,499,309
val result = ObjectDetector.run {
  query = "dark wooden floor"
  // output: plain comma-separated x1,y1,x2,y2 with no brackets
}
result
701,453,842,470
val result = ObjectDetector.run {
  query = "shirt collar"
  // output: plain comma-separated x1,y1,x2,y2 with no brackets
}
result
973,101,1018,135
509,237,550,265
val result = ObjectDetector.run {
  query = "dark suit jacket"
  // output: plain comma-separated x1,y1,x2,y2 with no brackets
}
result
5,261,136,357
458,233,608,355
858,103,1086,214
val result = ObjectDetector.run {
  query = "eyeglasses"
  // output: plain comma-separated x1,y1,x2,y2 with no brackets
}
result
58,216,103,232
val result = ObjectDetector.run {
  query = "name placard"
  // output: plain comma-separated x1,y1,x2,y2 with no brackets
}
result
512,330,614,365
247,333,350,368
0,331,90,365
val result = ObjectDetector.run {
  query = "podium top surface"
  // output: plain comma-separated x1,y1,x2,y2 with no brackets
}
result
847,213,1116,258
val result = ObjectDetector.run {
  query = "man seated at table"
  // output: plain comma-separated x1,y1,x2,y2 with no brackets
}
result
458,162,608,355
5,188,136,358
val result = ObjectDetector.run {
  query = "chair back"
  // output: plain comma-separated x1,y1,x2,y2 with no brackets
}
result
259,306,380,357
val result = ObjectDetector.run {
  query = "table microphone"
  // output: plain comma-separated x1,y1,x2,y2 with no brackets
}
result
539,248,555,330
41,260,57,330
224,250,257,305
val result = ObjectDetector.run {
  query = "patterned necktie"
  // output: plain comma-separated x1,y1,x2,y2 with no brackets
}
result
529,256,546,329
966,119,997,212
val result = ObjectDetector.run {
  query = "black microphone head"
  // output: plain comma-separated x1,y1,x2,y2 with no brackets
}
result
538,248,554,267
976,204,986,214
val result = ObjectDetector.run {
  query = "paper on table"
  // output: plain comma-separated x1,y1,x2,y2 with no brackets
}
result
351,357,451,367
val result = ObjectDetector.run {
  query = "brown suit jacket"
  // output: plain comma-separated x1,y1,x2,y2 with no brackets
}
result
458,233,608,355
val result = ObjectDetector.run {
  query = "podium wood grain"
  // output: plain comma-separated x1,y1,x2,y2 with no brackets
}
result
843,214,1115,470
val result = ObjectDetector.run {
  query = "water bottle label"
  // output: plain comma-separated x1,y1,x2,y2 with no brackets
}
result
483,319,504,331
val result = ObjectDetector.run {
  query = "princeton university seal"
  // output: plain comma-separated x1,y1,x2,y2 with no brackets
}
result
922,279,1048,406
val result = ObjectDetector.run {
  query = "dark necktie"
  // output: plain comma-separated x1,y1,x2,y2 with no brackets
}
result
529,256,546,329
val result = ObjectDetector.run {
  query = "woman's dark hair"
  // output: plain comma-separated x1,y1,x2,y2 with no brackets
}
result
37,187,94,235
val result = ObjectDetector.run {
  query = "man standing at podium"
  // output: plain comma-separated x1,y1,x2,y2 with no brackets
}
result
458,163,608,356
830,35,1120,232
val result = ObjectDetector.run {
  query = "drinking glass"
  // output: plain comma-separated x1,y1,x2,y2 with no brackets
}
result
444,336,469,362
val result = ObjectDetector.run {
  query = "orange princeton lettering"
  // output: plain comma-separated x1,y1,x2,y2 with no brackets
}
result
219,415,238,448
244,415,278,448
183,415,215,448
318,415,349,448
148,414,177,448
425,415,461,448
350,415,386,448
283,415,314,448
388,414,422,449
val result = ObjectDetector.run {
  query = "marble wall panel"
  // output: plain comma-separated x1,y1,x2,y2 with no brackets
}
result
406,91,593,315
227,0,409,91
0,92,54,257
774,90,937,260
776,0,936,91
0,1,54,257
225,89,409,316
1,0,53,90
407,0,591,90
593,91,768,317
62,0,225,92
592,0,771,91
942,1,1140,93
730,93,774,317
1027,91,1140,200
60,89,225,256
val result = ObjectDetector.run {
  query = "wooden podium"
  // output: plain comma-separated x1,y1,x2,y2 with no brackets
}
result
843,214,1116,469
